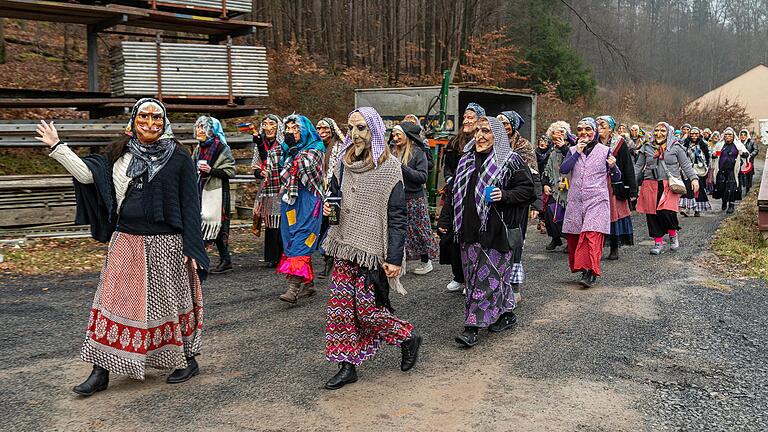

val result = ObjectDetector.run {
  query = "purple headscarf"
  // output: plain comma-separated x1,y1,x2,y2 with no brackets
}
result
338,107,387,167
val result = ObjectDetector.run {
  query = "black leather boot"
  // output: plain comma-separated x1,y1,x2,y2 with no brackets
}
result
607,245,619,260
726,203,735,214
400,332,423,371
73,365,109,396
325,362,357,390
166,356,199,384
455,326,479,347
545,237,562,251
489,312,518,332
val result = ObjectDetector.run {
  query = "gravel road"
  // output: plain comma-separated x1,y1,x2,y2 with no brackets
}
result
1,204,766,431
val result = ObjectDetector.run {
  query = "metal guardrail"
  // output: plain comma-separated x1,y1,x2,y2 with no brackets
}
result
0,121,256,149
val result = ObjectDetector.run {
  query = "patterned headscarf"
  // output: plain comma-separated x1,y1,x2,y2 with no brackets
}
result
597,115,616,130
652,122,676,159
317,118,345,143
281,114,325,163
498,110,525,132
465,102,486,118
454,116,525,234
124,98,176,182
259,114,285,145
577,117,598,142
195,115,228,146
338,107,387,167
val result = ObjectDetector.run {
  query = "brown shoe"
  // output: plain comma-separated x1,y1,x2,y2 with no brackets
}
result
297,281,316,299
279,277,302,304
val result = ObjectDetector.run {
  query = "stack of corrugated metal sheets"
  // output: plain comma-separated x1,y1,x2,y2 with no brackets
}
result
139,0,252,14
110,42,268,98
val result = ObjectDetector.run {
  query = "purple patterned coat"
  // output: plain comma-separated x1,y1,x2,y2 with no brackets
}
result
562,144,612,235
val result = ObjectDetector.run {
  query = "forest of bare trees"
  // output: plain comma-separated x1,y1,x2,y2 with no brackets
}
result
249,0,768,96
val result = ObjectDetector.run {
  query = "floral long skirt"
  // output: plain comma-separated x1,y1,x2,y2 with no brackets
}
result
404,196,439,260
325,259,413,366
81,232,203,380
460,243,516,328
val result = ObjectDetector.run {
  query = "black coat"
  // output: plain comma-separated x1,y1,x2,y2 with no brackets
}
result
73,148,209,280
611,137,638,200
438,153,535,253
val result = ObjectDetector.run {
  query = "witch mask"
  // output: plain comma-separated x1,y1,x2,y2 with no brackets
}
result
134,101,165,144
348,112,372,156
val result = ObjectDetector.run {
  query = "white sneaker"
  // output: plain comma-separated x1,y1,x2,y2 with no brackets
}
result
650,243,663,255
413,260,434,275
669,236,680,251
446,280,464,292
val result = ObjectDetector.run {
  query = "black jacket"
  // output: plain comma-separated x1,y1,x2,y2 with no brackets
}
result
399,145,429,198
73,148,209,280
438,153,535,253
612,137,638,200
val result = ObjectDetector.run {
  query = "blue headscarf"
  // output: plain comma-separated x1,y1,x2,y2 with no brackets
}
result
281,114,325,164
499,110,525,132
577,117,599,146
465,102,486,118
597,115,616,131
195,115,228,146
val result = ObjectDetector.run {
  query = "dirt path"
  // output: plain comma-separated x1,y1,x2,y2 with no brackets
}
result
2,206,766,431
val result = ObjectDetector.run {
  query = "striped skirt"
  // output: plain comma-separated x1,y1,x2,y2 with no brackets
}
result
325,259,413,365
81,232,203,380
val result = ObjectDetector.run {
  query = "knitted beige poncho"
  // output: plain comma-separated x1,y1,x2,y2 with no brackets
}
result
322,156,403,270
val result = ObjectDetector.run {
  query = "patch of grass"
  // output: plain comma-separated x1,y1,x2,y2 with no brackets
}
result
0,149,68,175
0,238,108,276
711,190,768,281
0,227,262,277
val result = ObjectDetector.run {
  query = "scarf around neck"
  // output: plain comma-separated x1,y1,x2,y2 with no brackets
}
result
124,98,176,182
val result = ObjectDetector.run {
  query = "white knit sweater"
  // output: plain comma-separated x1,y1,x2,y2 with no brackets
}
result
49,144,133,209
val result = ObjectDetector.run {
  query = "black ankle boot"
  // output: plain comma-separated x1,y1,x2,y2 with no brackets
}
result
455,326,479,347
400,332,423,371
726,203,735,214
489,312,518,332
73,365,109,396
607,245,619,260
579,270,594,288
325,362,357,390
545,238,562,251
166,357,199,384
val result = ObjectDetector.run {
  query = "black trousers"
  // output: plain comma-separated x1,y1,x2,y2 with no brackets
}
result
264,227,283,263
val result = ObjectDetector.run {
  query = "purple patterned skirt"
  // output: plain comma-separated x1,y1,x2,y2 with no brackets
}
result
404,196,439,260
460,242,516,328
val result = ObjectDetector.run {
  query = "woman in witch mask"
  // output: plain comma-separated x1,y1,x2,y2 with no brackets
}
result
251,114,286,267
193,116,236,273
37,98,208,396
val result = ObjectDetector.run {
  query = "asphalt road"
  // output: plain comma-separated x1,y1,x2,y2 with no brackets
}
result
1,204,766,431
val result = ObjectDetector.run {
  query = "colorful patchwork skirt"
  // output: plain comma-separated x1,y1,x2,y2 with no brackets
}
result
81,232,203,380
404,196,439,261
460,243,516,328
325,259,413,365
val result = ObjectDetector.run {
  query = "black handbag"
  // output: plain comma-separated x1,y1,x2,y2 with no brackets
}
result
494,207,523,250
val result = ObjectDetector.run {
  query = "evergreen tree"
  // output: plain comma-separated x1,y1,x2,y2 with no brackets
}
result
512,0,596,102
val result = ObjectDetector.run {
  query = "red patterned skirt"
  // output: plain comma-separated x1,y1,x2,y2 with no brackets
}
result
324,259,413,366
81,232,203,380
